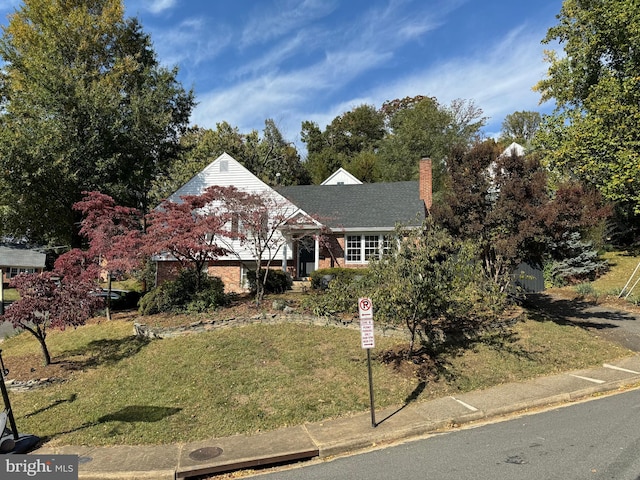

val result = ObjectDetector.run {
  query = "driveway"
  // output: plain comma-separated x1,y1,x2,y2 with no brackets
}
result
526,293,640,352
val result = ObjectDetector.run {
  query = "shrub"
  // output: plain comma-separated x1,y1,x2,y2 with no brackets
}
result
574,282,598,300
303,271,373,316
309,267,368,290
246,269,292,294
138,270,227,315
544,232,608,287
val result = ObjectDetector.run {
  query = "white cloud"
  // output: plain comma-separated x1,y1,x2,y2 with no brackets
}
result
190,2,558,154
240,0,338,48
145,0,177,14
151,18,233,70
191,45,393,132
360,26,555,134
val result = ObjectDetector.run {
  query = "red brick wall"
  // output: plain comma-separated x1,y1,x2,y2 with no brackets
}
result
156,260,288,294
208,264,244,293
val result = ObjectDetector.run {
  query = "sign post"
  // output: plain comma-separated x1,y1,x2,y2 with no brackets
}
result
358,297,376,427
0,269,3,315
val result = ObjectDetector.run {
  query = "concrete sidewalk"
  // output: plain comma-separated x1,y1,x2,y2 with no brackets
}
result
31,354,640,480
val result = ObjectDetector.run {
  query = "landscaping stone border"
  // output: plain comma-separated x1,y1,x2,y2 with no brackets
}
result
133,311,407,340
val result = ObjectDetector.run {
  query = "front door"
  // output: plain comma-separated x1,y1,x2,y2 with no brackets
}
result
297,236,316,278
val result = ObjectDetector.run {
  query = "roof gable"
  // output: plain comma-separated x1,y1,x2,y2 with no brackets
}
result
321,168,363,185
167,153,275,202
500,142,525,157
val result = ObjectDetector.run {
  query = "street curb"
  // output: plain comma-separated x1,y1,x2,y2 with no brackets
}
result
315,379,640,461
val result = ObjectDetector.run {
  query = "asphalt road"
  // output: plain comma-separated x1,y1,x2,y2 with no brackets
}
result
254,389,640,480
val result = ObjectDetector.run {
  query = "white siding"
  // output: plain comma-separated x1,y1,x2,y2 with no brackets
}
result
167,152,274,200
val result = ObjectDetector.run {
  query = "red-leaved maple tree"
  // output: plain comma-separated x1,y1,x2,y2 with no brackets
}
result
144,186,237,289
1,272,104,365
66,191,144,319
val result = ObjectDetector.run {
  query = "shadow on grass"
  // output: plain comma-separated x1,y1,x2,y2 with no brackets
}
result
376,323,536,427
54,336,151,373
38,405,182,442
22,393,78,419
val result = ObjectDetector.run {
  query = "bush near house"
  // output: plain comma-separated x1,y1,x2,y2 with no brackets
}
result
309,267,369,290
138,270,228,315
246,269,292,295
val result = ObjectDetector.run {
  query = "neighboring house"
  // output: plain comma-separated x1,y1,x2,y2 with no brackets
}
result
501,142,525,157
156,153,432,292
320,167,362,186
0,244,47,286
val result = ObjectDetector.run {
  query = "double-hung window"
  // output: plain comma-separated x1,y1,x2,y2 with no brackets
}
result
345,234,394,263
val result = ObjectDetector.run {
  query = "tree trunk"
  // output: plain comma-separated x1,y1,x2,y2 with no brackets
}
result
106,272,112,321
36,334,52,366
255,267,266,305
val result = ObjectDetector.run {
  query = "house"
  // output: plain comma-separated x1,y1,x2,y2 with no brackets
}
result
156,153,432,292
0,244,47,286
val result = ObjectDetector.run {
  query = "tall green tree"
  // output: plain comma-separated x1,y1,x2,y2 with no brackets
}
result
499,110,542,146
301,104,385,184
377,96,485,189
250,119,309,187
534,0,640,214
0,0,194,246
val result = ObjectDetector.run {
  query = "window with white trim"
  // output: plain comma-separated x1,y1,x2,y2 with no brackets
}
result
346,234,394,263
9,267,36,278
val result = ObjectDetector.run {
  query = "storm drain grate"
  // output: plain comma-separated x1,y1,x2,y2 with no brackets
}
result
189,446,223,462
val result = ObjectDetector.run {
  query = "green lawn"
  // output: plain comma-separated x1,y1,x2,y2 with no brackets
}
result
2,250,639,447
1,310,630,447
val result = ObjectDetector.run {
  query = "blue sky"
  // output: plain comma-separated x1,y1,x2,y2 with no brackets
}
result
0,0,563,153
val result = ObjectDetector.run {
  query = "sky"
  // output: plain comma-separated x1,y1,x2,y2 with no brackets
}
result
0,0,563,154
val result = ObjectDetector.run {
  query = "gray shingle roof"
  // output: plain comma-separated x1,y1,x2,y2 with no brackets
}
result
276,181,426,230
0,245,46,268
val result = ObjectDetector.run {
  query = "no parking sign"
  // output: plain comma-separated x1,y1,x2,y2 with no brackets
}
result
358,297,376,427
358,297,374,349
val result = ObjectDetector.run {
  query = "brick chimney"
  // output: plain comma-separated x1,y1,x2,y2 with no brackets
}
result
419,158,432,212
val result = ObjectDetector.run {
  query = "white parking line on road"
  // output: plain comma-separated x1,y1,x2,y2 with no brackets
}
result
568,374,606,384
603,363,640,375
450,397,478,412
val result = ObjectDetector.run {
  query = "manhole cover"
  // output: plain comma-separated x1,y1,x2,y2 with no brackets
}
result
189,446,223,461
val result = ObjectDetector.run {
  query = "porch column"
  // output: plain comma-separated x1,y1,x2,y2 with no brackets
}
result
282,243,287,272
314,234,320,272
